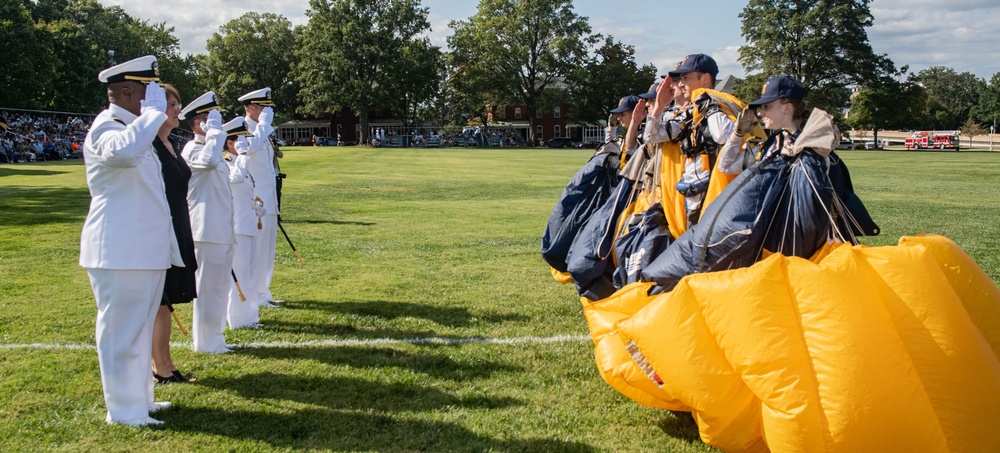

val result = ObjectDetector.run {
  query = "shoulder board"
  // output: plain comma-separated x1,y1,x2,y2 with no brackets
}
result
111,117,126,126
195,140,205,145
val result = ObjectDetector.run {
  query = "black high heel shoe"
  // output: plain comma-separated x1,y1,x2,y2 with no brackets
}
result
171,370,196,383
154,373,174,384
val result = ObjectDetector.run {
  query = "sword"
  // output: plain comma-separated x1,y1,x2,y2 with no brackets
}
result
278,220,305,266
167,304,188,335
232,269,246,302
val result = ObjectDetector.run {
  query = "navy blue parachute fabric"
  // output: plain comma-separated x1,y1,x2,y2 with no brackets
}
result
566,178,635,301
641,150,835,293
828,151,880,237
540,150,621,272
613,204,673,288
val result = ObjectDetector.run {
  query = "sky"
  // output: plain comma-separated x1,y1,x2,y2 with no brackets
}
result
104,0,1000,81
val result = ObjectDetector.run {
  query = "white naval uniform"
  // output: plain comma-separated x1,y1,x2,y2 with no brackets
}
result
80,103,174,423
244,116,279,304
182,129,235,353
225,151,260,328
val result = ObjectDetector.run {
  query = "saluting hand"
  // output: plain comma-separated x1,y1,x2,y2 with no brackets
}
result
631,99,647,127
735,106,758,137
259,107,274,127
235,136,249,154
653,79,672,113
140,82,167,115
202,109,222,131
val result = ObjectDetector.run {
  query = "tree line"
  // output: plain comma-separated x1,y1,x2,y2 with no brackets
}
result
3,0,998,145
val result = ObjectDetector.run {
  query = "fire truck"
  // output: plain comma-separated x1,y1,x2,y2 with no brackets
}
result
904,131,960,150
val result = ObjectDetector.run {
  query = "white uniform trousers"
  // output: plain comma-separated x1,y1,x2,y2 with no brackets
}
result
87,268,165,423
192,242,234,352
228,233,259,328
254,213,278,304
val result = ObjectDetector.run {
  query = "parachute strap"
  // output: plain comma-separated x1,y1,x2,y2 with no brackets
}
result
691,88,768,148
690,88,744,125
695,150,783,272
625,340,664,386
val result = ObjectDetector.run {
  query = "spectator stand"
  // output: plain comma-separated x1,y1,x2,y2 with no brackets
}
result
1,108,94,163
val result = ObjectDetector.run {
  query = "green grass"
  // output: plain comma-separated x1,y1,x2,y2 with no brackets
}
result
1,147,998,451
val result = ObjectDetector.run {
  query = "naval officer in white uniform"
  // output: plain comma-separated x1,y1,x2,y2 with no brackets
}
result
80,55,177,426
239,88,281,308
221,117,265,329
179,93,234,353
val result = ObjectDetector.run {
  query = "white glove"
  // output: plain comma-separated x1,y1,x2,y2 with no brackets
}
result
235,136,249,153
258,107,274,127
139,82,166,115
253,204,267,217
201,109,222,131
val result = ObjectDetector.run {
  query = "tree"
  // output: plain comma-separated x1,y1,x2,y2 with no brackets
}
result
959,118,986,150
0,0,57,109
34,17,105,112
383,38,444,127
916,66,984,130
203,12,300,117
567,36,657,125
970,72,1000,133
1,0,193,112
296,0,434,144
65,0,188,112
449,0,592,145
738,0,894,114
848,75,926,144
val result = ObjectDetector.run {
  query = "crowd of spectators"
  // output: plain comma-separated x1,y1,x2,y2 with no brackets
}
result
1,111,91,164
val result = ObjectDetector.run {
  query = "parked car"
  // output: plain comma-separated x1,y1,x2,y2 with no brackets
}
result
864,139,885,150
292,137,314,146
836,139,854,150
547,137,574,148
315,136,337,146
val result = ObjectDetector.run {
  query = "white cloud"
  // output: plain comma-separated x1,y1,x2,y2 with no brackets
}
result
869,3,1000,78
104,0,309,55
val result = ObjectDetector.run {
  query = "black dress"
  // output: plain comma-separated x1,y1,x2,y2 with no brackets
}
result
154,136,198,305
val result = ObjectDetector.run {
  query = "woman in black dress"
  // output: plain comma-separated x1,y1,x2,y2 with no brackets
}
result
151,84,198,383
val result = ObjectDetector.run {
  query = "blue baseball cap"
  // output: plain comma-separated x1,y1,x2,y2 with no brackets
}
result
667,54,719,78
748,75,806,107
638,80,662,100
610,95,640,113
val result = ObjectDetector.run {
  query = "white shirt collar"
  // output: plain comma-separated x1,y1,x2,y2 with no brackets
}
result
108,104,138,125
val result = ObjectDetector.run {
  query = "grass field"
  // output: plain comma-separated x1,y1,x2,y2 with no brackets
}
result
1,147,998,452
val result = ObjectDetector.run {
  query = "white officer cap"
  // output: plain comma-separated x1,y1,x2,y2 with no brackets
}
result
238,87,274,106
98,55,160,83
222,117,252,137
180,91,222,120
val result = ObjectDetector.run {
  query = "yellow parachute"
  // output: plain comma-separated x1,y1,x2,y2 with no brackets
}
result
582,234,1000,452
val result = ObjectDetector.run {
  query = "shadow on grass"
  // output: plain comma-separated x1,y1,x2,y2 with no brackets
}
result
236,345,522,381
161,406,597,452
280,218,376,226
290,300,531,327
200,371,521,412
0,186,90,226
0,168,71,177
658,411,705,445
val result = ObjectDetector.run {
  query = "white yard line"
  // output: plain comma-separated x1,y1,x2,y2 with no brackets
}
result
0,334,590,351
